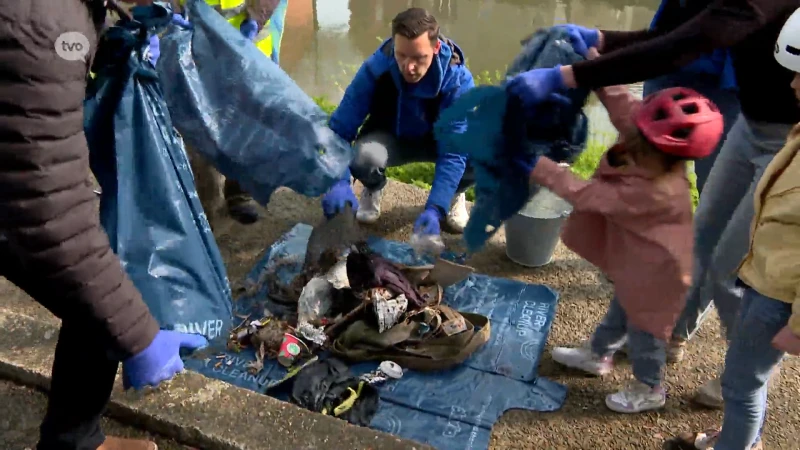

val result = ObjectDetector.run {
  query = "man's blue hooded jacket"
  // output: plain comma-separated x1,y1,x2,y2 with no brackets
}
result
329,36,475,215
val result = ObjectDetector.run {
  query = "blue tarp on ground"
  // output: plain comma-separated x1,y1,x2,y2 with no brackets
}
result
185,224,566,449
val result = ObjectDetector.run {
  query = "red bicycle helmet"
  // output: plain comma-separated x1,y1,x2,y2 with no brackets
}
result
634,87,724,159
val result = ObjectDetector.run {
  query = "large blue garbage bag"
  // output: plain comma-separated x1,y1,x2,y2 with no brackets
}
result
156,0,353,205
435,28,590,251
85,4,232,341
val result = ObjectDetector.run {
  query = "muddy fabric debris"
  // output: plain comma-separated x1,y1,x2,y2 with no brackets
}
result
287,358,379,427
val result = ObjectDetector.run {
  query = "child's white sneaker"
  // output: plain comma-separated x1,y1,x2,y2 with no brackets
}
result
605,380,666,413
551,345,613,376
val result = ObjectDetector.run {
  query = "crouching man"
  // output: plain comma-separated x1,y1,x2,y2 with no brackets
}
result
321,8,475,236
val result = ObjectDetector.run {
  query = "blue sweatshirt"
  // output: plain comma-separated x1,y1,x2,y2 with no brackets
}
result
329,37,475,215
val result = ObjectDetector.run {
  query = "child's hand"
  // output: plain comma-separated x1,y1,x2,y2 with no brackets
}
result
772,326,800,355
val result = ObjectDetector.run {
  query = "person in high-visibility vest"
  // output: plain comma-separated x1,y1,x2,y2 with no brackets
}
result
179,0,287,64
177,0,289,225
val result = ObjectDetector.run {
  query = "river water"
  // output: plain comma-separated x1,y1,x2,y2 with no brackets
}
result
280,0,659,136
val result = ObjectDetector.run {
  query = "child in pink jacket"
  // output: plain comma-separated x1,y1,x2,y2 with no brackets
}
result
516,86,724,413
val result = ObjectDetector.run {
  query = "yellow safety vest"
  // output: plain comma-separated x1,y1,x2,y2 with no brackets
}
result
181,0,275,59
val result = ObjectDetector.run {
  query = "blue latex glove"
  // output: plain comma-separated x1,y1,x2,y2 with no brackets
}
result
121,330,208,390
413,207,443,236
146,34,160,66
171,13,193,29
506,66,569,112
321,180,358,219
555,24,600,57
240,19,259,41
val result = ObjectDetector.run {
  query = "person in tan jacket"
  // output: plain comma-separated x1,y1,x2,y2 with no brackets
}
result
664,10,800,449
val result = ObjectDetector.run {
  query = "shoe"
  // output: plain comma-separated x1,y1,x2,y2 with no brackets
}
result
551,345,613,376
355,188,383,224
97,436,158,450
227,198,260,225
662,429,719,450
693,376,723,409
662,429,763,450
445,192,469,233
694,366,782,410
605,380,666,413
666,337,687,364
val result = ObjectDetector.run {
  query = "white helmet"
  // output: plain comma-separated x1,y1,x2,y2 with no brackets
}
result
776,8,800,72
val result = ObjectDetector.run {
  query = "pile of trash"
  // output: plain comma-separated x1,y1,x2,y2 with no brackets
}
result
223,217,489,424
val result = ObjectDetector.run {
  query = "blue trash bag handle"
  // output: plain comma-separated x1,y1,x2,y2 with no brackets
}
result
91,3,172,80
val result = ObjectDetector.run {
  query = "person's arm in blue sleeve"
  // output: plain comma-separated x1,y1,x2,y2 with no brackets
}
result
328,61,379,181
321,60,380,217
425,68,475,215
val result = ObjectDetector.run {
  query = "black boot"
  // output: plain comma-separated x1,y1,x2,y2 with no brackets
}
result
224,179,260,225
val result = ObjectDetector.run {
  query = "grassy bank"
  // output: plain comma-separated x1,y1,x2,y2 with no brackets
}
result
313,89,699,208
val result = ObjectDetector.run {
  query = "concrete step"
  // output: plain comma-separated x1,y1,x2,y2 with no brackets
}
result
0,307,427,450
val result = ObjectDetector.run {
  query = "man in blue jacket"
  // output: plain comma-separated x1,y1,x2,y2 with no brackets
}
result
321,8,475,236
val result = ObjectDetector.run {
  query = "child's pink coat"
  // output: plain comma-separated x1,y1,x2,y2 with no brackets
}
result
529,86,694,341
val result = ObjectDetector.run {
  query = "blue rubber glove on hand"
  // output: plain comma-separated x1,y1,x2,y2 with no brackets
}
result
145,35,160,66
555,24,600,57
122,330,208,390
413,207,443,236
240,19,259,41
506,66,569,112
321,180,359,219
171,13,193,29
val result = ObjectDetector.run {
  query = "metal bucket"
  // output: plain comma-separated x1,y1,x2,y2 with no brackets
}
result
505,186,572,267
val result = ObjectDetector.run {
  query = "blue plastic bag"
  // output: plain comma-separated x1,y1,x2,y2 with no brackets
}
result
85,4,232,341
435,28,590,252
156,0,353,205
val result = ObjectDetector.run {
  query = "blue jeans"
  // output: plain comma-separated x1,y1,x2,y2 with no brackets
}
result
671,116,792,341
643,73,740,193
591,297,666,388
715,287,789,450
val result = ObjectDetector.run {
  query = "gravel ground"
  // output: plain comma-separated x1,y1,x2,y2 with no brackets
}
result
1,181,797,449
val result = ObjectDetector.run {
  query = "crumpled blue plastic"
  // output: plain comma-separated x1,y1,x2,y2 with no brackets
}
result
435,28,590,252
156,0,353,205
85,3,232,341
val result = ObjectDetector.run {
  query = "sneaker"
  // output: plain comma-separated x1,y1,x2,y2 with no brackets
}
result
356,188,382,224
551,345,613,376
693,376,723,409
666,337,687,364
445,192,469,233
605,380,666,413
662,429,763,450
98,436,158,450
694,366,782,410
227,198,260,225
663,430,719,450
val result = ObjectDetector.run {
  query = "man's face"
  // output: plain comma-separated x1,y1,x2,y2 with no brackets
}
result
393,33,440,84
792,73,800,102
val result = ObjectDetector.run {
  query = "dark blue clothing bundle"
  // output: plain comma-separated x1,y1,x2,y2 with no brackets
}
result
435,28,590,251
